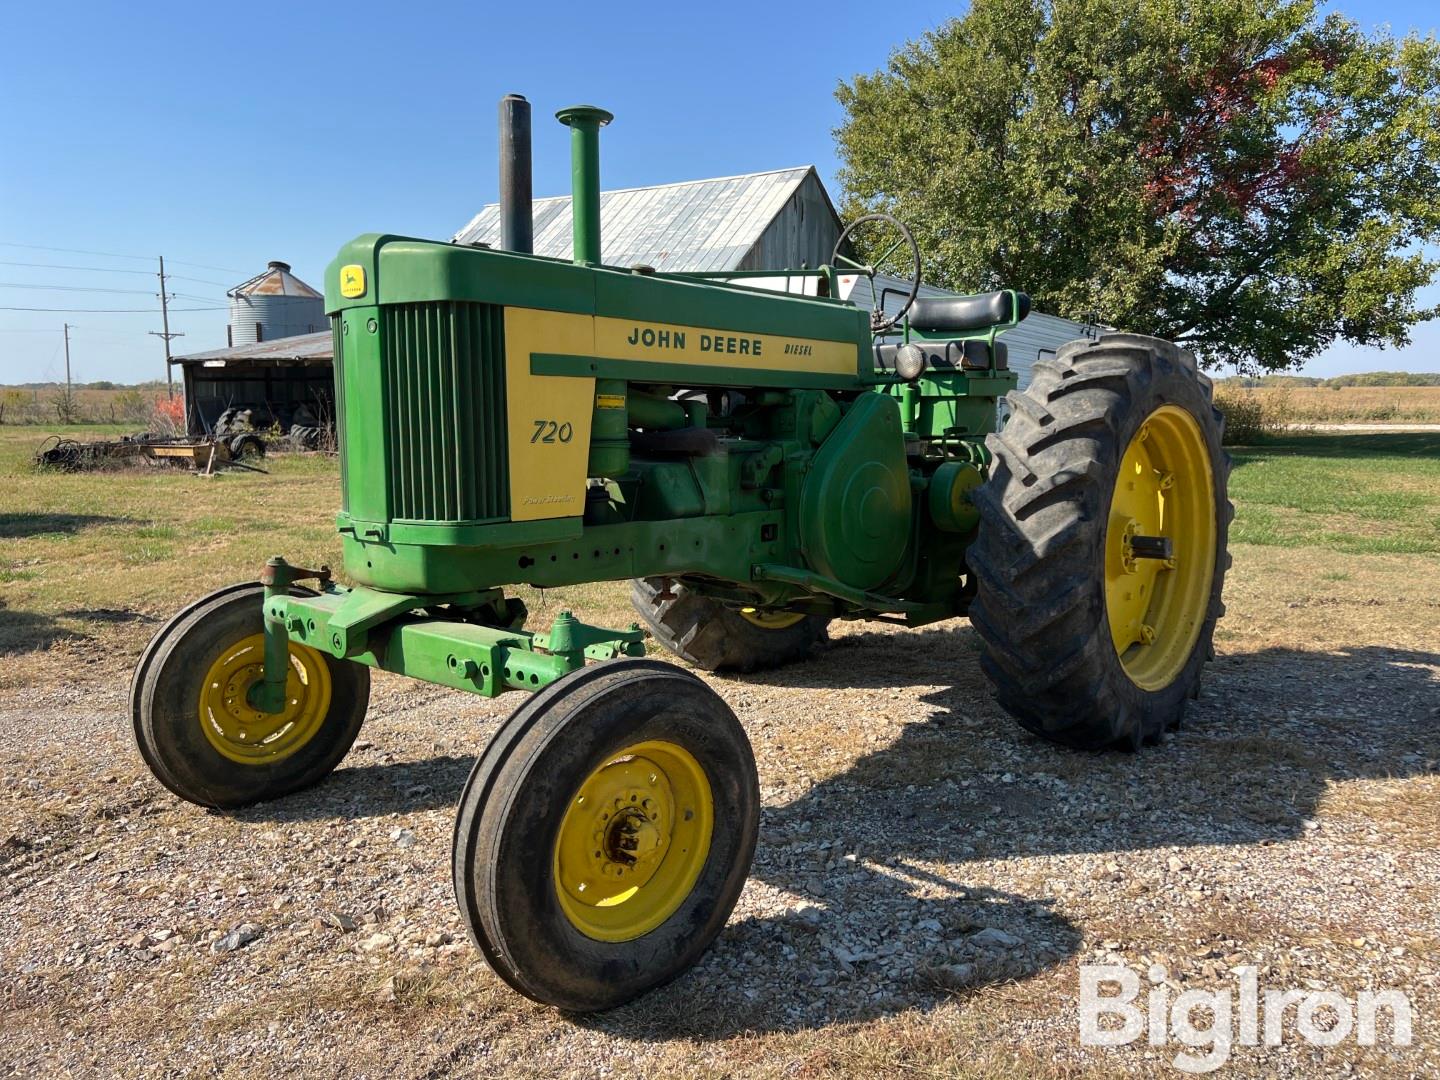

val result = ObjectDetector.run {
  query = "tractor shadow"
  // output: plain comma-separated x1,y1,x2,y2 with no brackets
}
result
232,754,478,822
205,624,1438,1039
0,600,156,656
0,605,90,655
738,629,1439,864
0,511,130,539
589,881,1080,1039
584,636,1437,1040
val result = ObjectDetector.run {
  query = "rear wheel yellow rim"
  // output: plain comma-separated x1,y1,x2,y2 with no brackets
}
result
738,607,807,630
199,634,332,765
1105,406,1216,690
553,740,713,942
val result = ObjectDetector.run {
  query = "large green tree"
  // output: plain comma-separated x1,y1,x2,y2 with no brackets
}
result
835,0,1440,370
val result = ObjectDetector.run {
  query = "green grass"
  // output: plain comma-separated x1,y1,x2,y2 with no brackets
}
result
1229,432,1440,555
2,425,1436,675
0,425,352,661
0,424,633,672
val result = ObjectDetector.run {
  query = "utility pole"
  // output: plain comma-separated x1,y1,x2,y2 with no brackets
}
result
149,255,183,398
63,322,71,392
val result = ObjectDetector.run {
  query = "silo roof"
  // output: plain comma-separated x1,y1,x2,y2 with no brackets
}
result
452,166,818,272
229,261,323,299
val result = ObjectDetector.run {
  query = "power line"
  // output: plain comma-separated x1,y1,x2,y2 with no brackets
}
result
0,305,225,312
152,255,181,396
0,240,155,262
0,282,225,300
166,273,232,287
0,281,172,296
0,259,152,275
164,258,247,275
0,260,233,287
0,241,246,275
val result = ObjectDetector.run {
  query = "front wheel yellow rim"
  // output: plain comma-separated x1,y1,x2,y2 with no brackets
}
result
199,634,332,765
1105,405,1217,691
553,740,713,942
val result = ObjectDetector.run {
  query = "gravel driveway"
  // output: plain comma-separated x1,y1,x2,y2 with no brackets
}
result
2,543,1437,1078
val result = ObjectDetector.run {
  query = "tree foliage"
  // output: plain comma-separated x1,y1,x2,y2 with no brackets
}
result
835,0,1440,370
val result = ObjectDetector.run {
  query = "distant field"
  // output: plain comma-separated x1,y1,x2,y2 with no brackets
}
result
1234,384,1440,424
0,424,619,669
0,385,170,427
7,381,1440,428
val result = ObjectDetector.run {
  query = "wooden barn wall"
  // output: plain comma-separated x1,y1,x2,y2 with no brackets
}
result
737,172,843,272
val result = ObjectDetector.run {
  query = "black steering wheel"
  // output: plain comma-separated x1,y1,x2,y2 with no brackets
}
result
831,213,922,333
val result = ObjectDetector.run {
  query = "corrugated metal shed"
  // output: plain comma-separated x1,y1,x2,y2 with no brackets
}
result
995,312,1100,388
173,331,334,437
453,166,843,272
174,331,331,366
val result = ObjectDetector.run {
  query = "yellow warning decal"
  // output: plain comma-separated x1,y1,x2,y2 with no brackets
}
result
595,393,626,409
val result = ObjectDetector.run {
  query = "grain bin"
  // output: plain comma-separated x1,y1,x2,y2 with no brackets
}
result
226,260,324,347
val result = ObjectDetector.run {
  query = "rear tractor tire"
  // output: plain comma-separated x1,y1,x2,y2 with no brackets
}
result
453,659,760,1011
967,334,1232,750
630,576,829,673
132,583,370,808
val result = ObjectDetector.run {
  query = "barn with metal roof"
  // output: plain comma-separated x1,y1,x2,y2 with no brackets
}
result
453,166,846,273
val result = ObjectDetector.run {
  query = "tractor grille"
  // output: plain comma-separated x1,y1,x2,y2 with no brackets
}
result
380,302,509,523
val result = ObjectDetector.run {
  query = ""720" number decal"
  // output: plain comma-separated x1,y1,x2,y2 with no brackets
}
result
531,419,574,444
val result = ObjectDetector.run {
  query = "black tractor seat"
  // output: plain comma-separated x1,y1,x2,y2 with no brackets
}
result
908,290,1031,333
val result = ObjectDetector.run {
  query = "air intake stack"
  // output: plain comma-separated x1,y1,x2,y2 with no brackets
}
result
555,105,613,266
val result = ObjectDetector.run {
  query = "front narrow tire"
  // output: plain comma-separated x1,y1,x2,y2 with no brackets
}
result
133,584,370,807
452,659,759,1011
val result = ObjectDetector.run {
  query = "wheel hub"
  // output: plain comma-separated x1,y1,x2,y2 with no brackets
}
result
553,740,713,942
604,802,663,867
738,607,808,630
199,633,331,764
1104,406,1216,691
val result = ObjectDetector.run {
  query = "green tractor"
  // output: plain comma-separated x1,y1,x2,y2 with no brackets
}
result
132,99,1229,1011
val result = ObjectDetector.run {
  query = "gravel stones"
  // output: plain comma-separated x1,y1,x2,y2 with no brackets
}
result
210,923,263,955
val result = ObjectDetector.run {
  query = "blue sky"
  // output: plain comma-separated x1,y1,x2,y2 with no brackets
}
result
1,0,1436,384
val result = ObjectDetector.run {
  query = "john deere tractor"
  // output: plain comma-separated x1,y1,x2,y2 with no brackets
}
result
132,98,1229,1011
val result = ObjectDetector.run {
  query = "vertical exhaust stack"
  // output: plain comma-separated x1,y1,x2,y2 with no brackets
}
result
499,94,533,254
555,105,613,266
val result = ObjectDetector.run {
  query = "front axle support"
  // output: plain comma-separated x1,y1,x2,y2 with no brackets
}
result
249,557,646,713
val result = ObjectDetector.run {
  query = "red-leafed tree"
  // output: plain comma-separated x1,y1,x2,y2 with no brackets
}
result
835,0,1440,370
